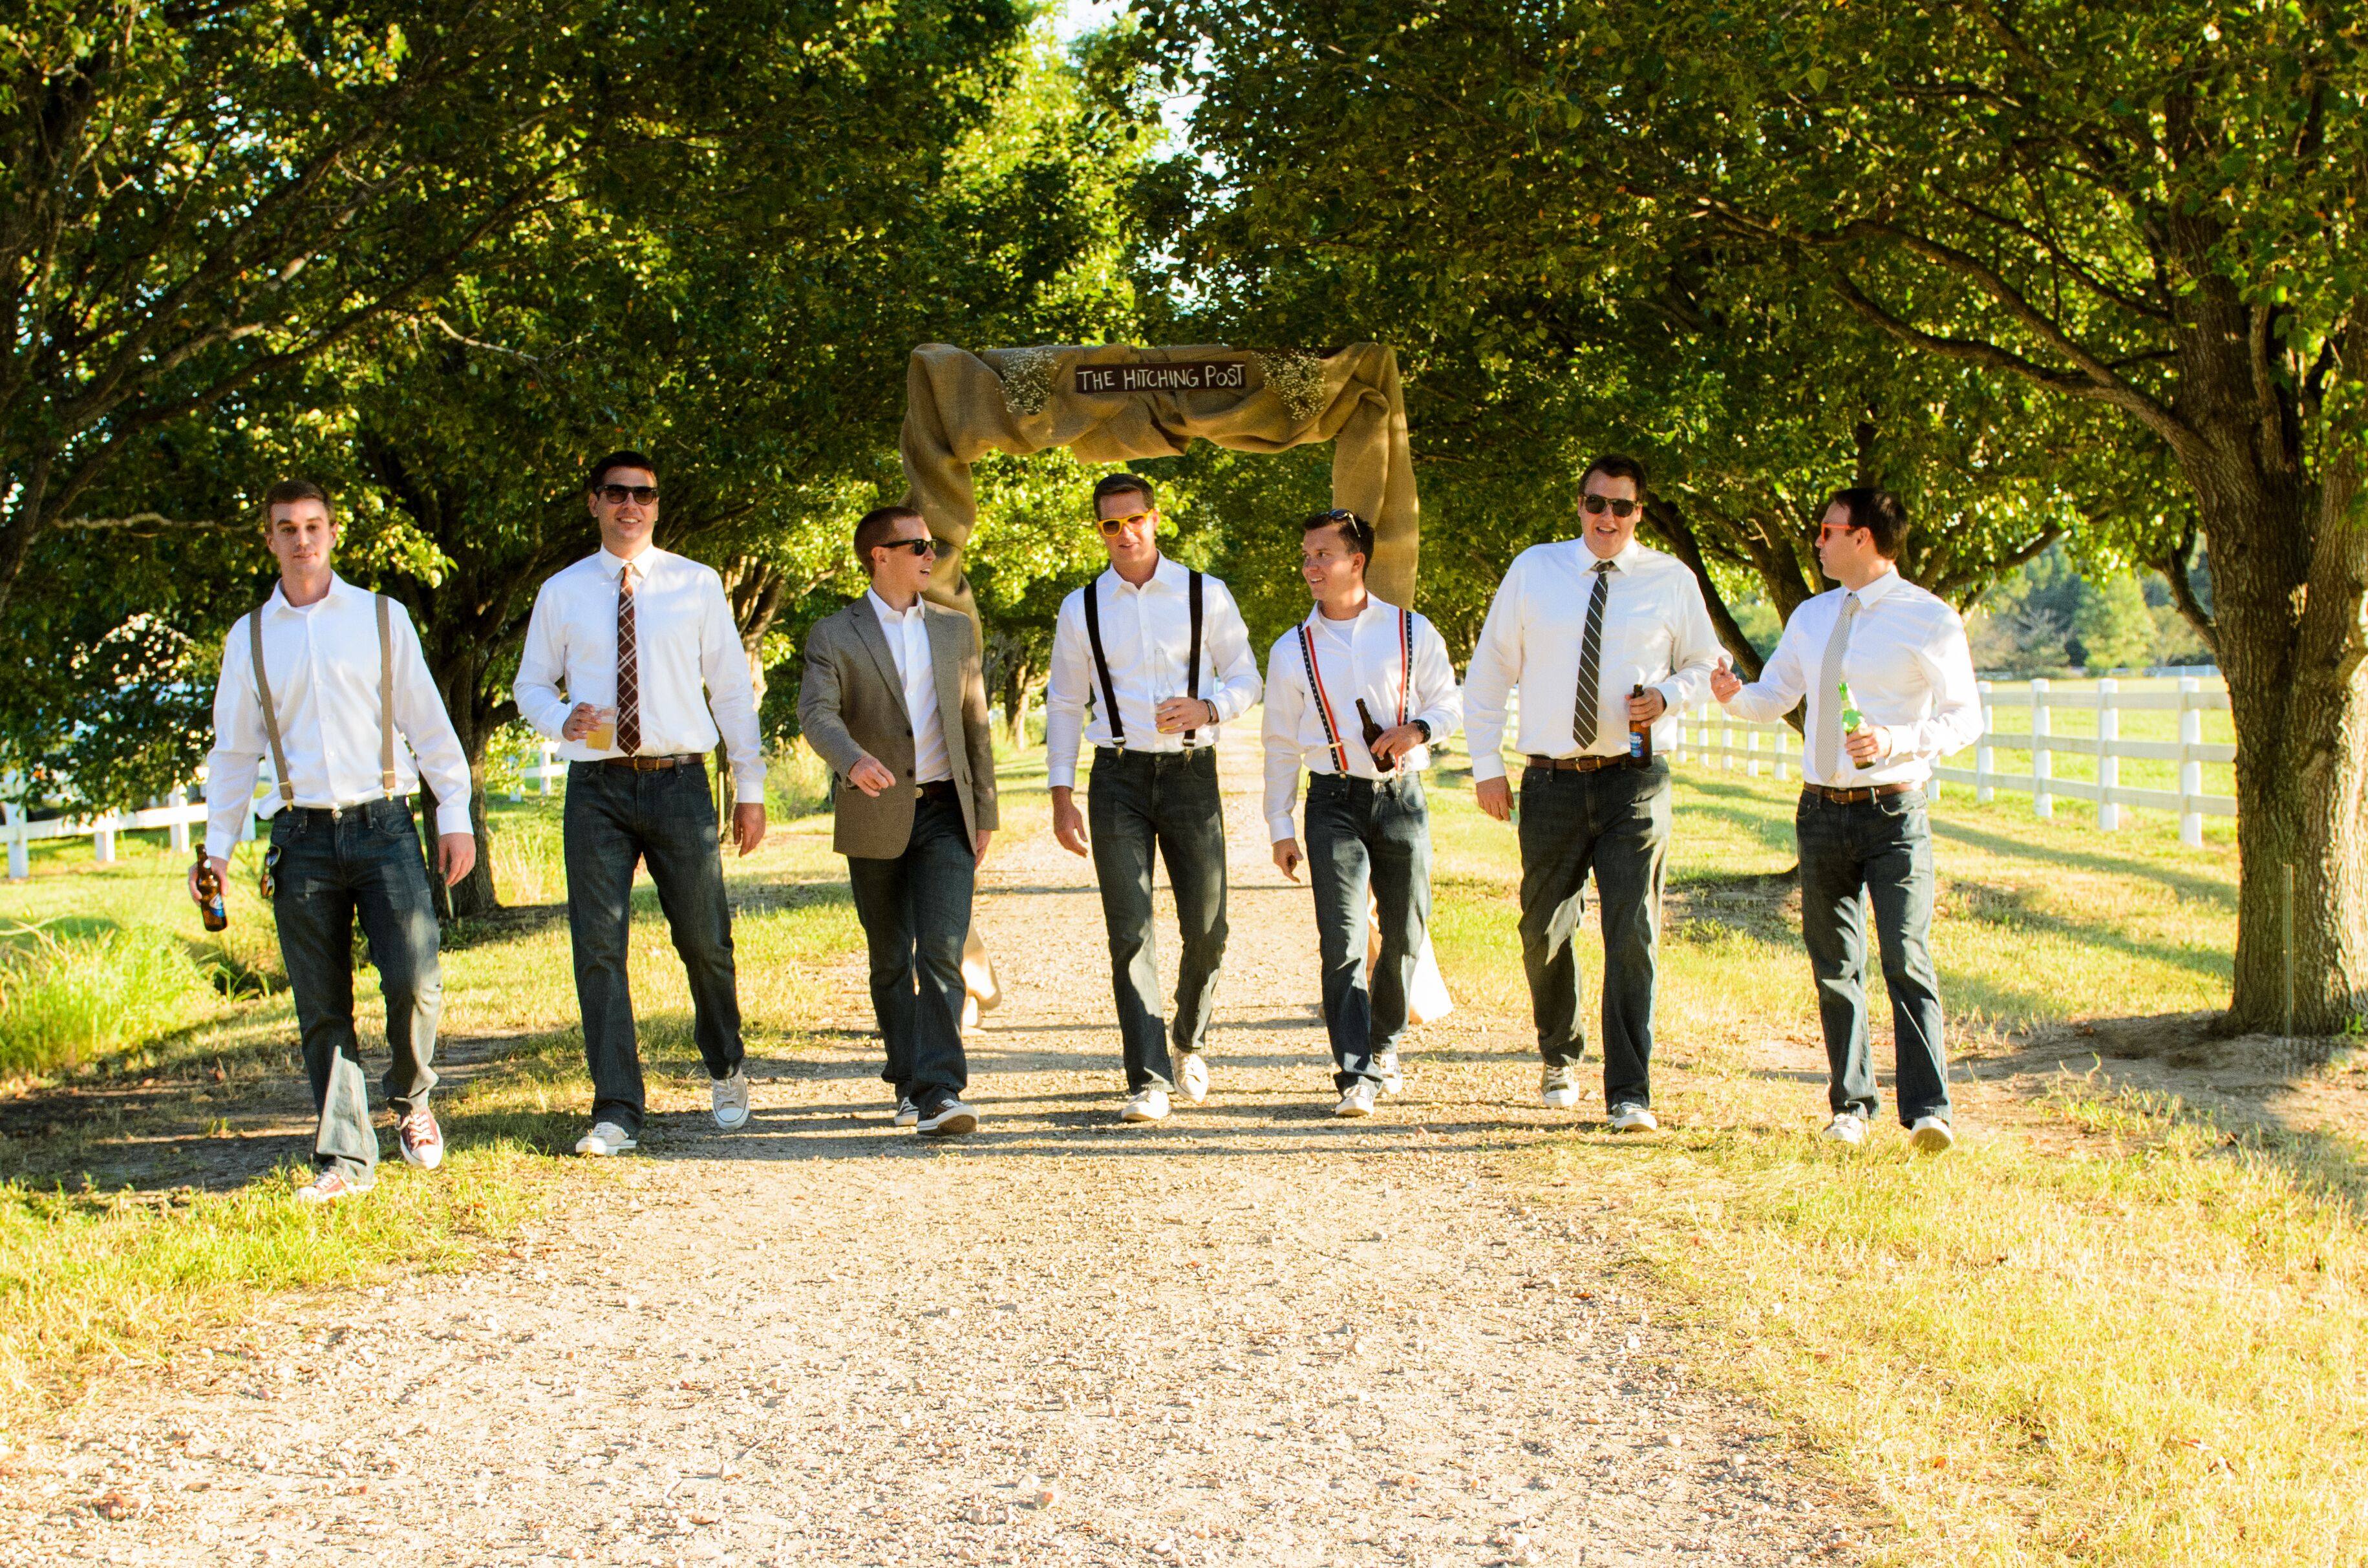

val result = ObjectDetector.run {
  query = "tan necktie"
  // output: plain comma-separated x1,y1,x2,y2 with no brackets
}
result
1813,593,1861,780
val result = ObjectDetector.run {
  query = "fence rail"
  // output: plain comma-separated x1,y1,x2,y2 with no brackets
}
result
1668,675,2236,845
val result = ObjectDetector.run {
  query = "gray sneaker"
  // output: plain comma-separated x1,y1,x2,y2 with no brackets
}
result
1606,1101,1659,1133
1540,1063,1581,1110
1334,1082,1378,1118
711,1069,751,1132
1376,1050,1403,1095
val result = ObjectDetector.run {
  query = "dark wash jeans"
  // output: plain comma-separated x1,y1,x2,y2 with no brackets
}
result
1305,771,1431,1090
1795,787,1952,1127
846,791,974,1111
1517,759,1672,1108
1086,745,1228,1092
564,760,744,1136
268,798,443,1183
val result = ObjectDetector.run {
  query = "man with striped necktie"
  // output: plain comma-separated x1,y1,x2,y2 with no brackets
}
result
1464,455,1723,1130
515,452,769,1158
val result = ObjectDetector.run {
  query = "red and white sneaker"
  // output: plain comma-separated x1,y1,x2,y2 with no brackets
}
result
295,1169,368,1204
397,1107,444,1171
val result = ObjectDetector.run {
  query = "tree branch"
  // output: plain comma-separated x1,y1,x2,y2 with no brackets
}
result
1643,494,1765,681
2157,520,2219,657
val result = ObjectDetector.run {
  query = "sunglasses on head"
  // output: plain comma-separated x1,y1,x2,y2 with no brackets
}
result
597,484,660,505
1581,494,1639,519
879,537,935,558
1097,509,1155,536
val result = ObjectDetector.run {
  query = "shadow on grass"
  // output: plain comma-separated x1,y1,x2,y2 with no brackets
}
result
1930,816,2236,908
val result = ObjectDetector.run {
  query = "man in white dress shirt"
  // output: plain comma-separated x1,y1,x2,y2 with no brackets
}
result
191,480,478,1203
1045,472,1261,1124
1465,454,1722,1130
1711,487,1982,1151
514,452,769,1158
797,505,998,1136
1264,510,1463,1118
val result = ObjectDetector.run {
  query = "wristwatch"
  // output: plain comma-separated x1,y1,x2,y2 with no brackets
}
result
1411,719,1433,743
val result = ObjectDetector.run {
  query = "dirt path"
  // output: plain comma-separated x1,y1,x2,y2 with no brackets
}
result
0,746,1863,1567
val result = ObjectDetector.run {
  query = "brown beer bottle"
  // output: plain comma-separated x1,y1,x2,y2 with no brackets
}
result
194,849,228,932
1628,683,1654,767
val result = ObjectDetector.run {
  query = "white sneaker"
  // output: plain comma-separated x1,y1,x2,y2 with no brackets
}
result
1606,1102,1659,1133
294,1169,368,1203
1822,1113,1866,1147
1121,1088,1171,1124
711,1070,751,1132
1177,1052,1210,1105
574,1121,638,1157
1540,1064,1581,1110
1334,1083,1377,1118
1376,1050,1403,1095
893,1097,920,1128
1910,1115,1956,1153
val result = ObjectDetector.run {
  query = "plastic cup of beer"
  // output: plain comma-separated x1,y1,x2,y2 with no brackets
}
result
586,705,618,750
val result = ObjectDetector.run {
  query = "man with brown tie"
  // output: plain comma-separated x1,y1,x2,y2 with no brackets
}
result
515,451,769,1157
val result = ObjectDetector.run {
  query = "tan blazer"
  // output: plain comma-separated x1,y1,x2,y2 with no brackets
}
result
797,597,998,858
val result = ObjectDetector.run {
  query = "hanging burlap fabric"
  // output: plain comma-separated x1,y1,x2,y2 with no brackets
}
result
900,341,1422,611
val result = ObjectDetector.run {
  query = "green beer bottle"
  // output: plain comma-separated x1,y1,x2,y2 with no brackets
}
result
1837,680,1873,770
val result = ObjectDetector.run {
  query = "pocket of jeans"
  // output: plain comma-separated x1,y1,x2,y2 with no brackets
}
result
1877,789,1928,820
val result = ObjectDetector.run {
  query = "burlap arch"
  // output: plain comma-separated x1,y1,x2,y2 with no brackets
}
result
899,341,1420,610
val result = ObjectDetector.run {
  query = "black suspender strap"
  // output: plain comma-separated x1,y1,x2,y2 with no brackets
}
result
1183,569,1205,744
1297,623,1350,773
1082,578,1125,748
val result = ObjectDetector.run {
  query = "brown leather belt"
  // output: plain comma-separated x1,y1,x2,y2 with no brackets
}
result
916,779,959,801
1525,753,1630,774
1801,781,1915,804
601,753,704,771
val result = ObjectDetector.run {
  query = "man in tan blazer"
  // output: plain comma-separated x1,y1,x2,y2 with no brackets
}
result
798,505,998,1135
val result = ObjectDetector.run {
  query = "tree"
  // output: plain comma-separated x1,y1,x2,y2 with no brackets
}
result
2072,573,2156,673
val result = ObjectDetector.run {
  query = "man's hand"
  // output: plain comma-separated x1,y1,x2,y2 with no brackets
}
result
1155,696,1217,735
974,828,993,865
1272,838,1303,882
1844,725,1893,765
733,802,767,856
1052,785,1089,858
438,832,476,887
846,755,897,797
1369,723,1427,767
187,854,231,910
1475,776,1513,822
1626,686,1667,724
1709,657,1743,705
562,703,601,741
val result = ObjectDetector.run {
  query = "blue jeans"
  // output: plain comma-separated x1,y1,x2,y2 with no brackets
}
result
268,798,444,1183
1795,787,1951,1127
846,791,974,1110
564,761,744,1136
1086,746,1228,1092
1304,772,1431,1089
1517,760,1671,1108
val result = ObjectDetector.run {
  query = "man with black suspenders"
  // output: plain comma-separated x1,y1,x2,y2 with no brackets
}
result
192,480,477,1203
1264,510,1462,1117
1045,473,1261,1124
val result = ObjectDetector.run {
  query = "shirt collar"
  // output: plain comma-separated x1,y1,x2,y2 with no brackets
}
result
867,588,924,623
266,573,356,617
1846,566,1904,608
598,546,660,582
1573,538,1642,573
1100,553,1186,595
1303,593,1397,631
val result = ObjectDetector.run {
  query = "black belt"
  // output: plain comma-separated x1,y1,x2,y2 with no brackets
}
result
1801,781,1915,804
599,753,705,771
277,796,411,823
1525,753,1630,774
916,779,959,801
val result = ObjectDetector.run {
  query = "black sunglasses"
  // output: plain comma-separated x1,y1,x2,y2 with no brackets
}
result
878,538,936,558
597,484,660,505
1581,494,1639,519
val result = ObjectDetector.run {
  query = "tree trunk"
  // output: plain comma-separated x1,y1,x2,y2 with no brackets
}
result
1001,655,1040,748
436,701,506,920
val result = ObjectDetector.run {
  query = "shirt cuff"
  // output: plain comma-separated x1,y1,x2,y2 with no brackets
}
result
202,829,240,862
1266,812,1297,843
1469,748,1509,783
432,798,475,839
733,765,767,800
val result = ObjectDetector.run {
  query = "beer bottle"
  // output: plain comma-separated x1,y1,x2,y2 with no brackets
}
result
1628,683,1654,767
193,849,228,932
1837,680,1873,771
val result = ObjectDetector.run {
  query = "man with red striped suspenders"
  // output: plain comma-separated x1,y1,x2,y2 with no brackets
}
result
1263,511,1464,1117
1045,473,1261,1125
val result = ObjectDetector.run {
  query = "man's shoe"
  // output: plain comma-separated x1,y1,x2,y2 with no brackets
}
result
1606,1102,1659,1133
396,1107,444,1171
917,1097,979,1136
711,1069,751,1132
1540,1063,1582,1110
1376,1050,1404,1095
574,1121,639,1157
1121,1088,1171,1124
893,1097,921,1128
295,1169,368,1204
1334,1082,1378,1119
1910,1115,1956,1153
1822,1113,1866,1147
1177,1052,1210,1105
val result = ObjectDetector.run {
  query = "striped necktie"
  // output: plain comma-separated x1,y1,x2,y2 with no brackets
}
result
615,566,642,756
1572,559,1615,750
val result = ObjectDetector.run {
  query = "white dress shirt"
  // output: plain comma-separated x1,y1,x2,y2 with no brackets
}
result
1044,555,1262,789
1462,538,1723,781
1262,597,1464,842
868,588,952,784
203,575,474,858
1722,567,1985,788
513,546,766,796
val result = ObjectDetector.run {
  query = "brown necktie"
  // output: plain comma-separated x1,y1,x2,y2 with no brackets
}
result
615,567,641,755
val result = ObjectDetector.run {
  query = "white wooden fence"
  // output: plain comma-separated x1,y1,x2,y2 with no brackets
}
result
1669,675,2237,847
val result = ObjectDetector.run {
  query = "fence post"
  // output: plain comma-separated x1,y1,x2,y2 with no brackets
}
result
1722,708,1734,772
3,800,25,882
168,814,190,855
1775,716,1789,781
2031,677,2053,818
540,741,557,797
2096,677,2120,830
510,748,526,804
2178,677,2205,847
1975,681,1995,803
1746,726,1761,778
92,815,116,864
